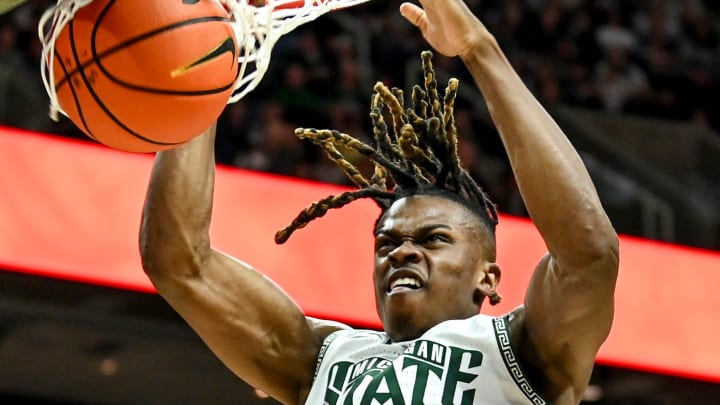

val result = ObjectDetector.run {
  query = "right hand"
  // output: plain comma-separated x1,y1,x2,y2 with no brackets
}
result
399,0,492,59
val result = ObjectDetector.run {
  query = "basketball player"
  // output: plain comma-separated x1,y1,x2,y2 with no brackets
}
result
140,0,619,404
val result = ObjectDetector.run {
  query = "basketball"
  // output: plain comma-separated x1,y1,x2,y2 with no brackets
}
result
51,0,239,153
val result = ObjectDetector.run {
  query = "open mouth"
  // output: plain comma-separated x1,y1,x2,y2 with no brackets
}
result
387,276,423,294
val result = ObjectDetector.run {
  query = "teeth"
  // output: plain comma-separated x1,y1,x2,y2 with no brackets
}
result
390,277,421,290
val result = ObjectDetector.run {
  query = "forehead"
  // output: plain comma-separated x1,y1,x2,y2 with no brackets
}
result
376,195,478,233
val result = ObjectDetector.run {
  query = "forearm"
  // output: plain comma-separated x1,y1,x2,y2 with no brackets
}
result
461,38,615,259
139,124,217,278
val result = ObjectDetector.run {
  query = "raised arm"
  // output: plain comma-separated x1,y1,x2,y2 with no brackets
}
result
401,0,619,403
139,125,334,405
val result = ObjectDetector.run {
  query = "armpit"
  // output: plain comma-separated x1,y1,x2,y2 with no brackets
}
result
306,317,352,341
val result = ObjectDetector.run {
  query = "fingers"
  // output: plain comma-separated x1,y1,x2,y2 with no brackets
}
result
399,2,425,28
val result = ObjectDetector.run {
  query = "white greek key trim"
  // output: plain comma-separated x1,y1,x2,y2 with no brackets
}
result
493,317,548,405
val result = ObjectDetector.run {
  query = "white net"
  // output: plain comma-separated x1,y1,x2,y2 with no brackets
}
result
38,0,93,120
38,0,370,120
222,0,370,103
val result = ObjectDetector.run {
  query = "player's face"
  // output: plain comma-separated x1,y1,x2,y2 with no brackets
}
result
373,194,499,342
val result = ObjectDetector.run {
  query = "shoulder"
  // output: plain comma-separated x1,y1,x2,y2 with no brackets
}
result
504,306,526,334
500,306,528,355
306,317,353,341
306,318,390,347
503,306,558,401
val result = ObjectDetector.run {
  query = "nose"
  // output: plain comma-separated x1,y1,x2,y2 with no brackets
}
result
388,240,422,265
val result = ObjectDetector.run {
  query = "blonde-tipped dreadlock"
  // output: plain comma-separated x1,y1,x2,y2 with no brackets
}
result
275,51,499,247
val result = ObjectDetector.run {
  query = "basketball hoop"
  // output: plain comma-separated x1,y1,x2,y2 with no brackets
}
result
222,0,370,103
38,0,370,121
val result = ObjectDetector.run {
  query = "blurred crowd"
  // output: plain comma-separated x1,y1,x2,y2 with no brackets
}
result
1,0,719,219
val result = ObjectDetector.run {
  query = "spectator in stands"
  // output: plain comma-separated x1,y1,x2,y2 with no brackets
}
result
0,15,52,132
1,0,719,212
231,100,311,178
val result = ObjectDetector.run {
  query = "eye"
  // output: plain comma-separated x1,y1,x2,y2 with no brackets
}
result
423,233,450,245
374,237,397,253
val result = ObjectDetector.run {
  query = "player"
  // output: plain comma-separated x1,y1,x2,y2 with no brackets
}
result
139,0,619,404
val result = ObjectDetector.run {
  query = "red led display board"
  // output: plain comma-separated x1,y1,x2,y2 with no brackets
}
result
1,126,719,383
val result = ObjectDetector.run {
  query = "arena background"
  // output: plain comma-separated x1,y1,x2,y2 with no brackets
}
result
0,0,719,403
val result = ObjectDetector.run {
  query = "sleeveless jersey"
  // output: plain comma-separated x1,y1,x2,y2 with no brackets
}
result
304,314,547,405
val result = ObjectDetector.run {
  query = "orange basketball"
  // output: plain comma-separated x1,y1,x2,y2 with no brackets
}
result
52,0,239,153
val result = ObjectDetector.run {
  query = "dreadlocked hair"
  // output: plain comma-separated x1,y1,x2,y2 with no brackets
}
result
275,50,499,245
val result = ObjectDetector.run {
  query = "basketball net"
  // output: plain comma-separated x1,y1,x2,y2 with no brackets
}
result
38,0,94,121
38,0,370,121
222,0,370,103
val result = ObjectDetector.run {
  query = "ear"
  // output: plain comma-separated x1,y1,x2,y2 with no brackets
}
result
474,262,502,306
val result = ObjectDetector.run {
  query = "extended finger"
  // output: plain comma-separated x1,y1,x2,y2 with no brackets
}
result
399,2,425,28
